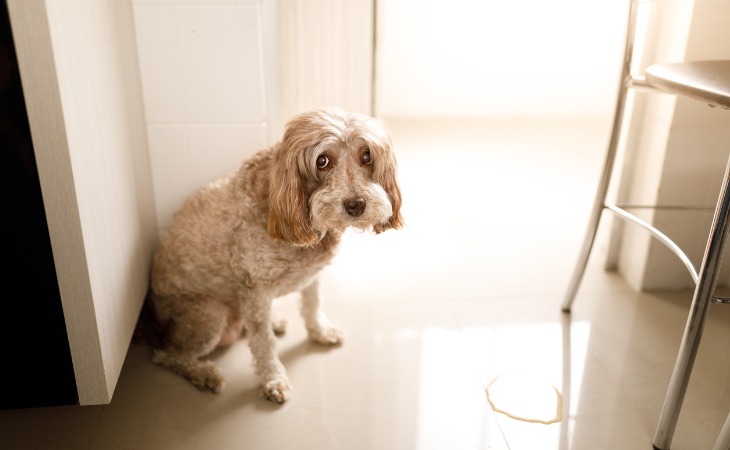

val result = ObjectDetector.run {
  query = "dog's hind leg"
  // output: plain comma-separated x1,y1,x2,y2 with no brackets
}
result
151,298,228,393
152,350,225,393
300,278,345,345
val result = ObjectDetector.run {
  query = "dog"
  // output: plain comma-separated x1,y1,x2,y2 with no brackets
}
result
144,108,403,403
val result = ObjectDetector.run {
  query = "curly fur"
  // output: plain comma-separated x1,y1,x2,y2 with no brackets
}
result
144,108,403,403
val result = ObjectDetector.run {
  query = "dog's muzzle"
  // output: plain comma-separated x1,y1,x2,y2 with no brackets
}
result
343,198,366,217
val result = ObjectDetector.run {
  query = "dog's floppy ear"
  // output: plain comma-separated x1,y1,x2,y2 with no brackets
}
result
267,113,325,246
267,147,319,246
373,135,404,234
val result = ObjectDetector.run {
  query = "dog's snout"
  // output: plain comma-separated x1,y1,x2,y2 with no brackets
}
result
344,198,366,217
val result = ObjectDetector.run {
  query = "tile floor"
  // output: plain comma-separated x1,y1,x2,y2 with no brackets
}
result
3,118,730,449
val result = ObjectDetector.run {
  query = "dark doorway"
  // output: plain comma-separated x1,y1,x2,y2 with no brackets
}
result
0,0,77,409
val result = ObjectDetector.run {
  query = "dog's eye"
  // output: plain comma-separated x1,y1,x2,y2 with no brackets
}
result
316,154,330,170
360,149,372,165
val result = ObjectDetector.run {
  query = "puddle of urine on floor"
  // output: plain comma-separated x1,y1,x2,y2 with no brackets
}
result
486,371,563,425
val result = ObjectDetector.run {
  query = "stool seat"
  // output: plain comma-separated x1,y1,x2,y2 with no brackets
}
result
647,60,730,109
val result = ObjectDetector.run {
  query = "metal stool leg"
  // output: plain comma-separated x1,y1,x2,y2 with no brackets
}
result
652,158,730,450
561,105,625,313
562,0,640,313
713,410,730,450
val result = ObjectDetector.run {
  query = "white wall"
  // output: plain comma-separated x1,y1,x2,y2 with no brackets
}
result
132,0,276,229
376,0,629,119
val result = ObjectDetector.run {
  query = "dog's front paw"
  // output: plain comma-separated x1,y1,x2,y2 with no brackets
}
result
263,377,292,404
309,325,345,345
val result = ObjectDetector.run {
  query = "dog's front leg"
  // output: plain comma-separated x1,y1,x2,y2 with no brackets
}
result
300,278,345,345
242,291,292,403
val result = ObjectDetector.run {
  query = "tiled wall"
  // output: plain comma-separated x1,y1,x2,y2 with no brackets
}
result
132,0,276,229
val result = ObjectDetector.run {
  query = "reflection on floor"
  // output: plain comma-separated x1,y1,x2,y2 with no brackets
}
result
3,118,730,450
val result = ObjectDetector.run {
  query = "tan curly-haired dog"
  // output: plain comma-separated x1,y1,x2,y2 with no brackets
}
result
146,108,403,403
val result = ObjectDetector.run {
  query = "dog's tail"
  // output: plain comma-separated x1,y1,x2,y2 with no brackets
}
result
132,291,167,350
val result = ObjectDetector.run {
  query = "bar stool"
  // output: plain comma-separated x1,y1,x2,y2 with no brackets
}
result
559,1,730,449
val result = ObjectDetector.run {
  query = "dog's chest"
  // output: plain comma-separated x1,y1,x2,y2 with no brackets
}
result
232,232,339,295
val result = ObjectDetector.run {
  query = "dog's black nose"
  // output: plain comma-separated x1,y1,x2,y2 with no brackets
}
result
344,198,366,217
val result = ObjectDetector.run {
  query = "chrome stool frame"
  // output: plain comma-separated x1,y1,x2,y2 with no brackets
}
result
560,1,730,449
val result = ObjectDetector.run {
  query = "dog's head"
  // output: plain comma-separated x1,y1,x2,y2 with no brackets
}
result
268,108,403,246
